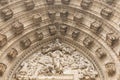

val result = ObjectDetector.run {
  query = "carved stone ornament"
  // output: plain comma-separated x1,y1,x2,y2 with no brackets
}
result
24,0,35,11
0,34,7,47
83,37,94,49
101,8,113,19
73,13,83,24
60,25,68,35
48,25,57,35
105,62,116,76
95,48,106,59
72,29,80,40
0,63,7,76
0,0,8,5
13,39,99,80
7,48,18,59
35,30,44,40
12,20,24,35
33,14,42,25
81,0,93,9
48,10,56,22
61,0,71,5
60,9,69,21
1,8,13,20
20,37,31,50
106,0,115,5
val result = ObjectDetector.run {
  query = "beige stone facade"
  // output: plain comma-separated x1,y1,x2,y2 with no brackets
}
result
0,0,120,80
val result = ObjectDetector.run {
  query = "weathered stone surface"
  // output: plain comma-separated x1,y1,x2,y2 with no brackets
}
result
33,14,42,25
20,37,31,50
95,48,106,59
7,48,18,59
81,0,93,9
46,0,54,5
60,10,69,21
48,10,56,22
0,63,7,76
73,13,83,24
0,0,8,5
101,8,113,19
105,62,116,76
1,8,13,20
0,34,7,47
72,29,80,40
60,25,68,35
48,25,57,35
12,21,24,35
90,21,103,34
83,37,94,48
24,0,35,10
61,0,71,5
35,30,44,40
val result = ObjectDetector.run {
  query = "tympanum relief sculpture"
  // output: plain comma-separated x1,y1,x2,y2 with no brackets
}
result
13,39,99,80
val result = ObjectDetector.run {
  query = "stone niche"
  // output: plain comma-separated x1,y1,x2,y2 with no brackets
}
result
12,20,24,35
48,10,56,22
72,29,80,40
105,62,116,76
60,25,68,35
24,0,35,11
90,21,103,34
48,25,57,35
7,48,18,59
81,0,93,9
1,8,13,20
83,37,94,49
61,0,71,5
33,14,42,26
0,34,7,47
46,0,55,5
0,63,7,76
106,33,119,47
95,48,106,59
73,13,83,25
20,37,31,50
35,30,44,40
100,7,113,19
60,10,69,21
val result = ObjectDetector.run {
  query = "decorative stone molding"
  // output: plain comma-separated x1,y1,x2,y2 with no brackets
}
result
24,0,35,11
100,8,113,19
73,13,83,25
12,20,24,35
106,33,119,47
0,63,7,76
60,24,68,35
0,34,7,47
60,9,69,21
72,29,80,40
48,25,57,35
83,37,94,49
48,10,56,22
20,37,31,50
61,0,71,5
90,21,103,34
95,48,107,59
105,62,116,76
7,48,18,59
35,29,44,40
1,8,13,20
81,0,93,9
33,14,42,26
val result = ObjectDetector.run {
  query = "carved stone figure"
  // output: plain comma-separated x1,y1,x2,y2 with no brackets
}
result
60,10,69,21
24,0,35,11
73,13,83,25
12,20,24,35
106,33,119,47
61,0,71,5
48,25,57,35
83,37,94,49
46,0,55,5
95,48,106,59
7,48,18,59
35,30,44,40
72,29,80,40
48,10,56,22
81,0,93,9
0,63,7,76
13,39,98,80
33,14,42,25
20,37,31,50
1,8,13,20
0,34,7,47
105,62,116,76
90,21,103,34
60,25,68,35
101,8,113,19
